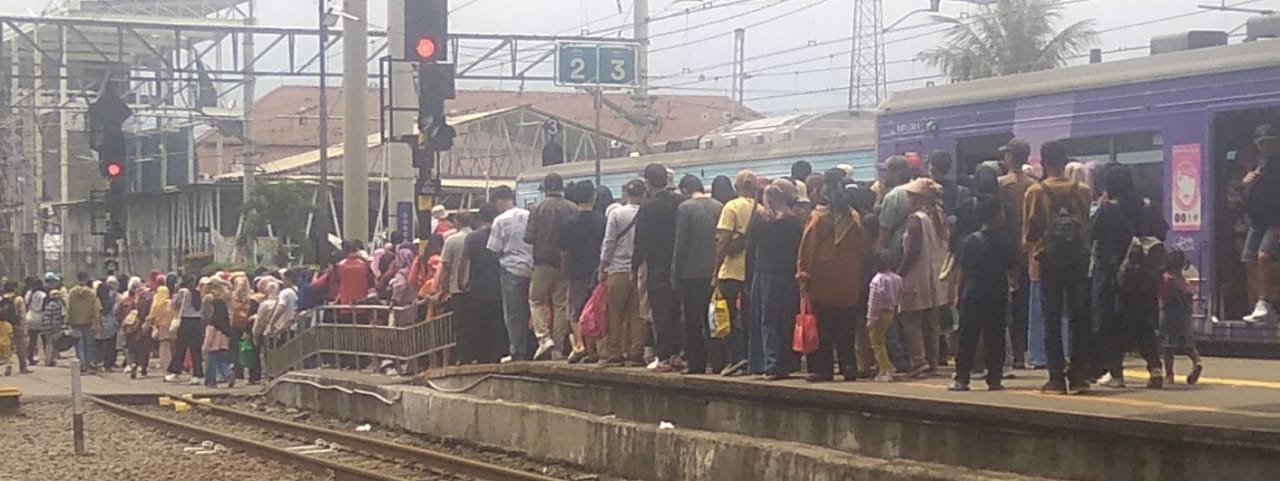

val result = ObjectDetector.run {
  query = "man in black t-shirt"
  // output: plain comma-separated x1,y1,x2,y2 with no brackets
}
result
1243,125,1280,323
559,181,606,363
460,203,506,364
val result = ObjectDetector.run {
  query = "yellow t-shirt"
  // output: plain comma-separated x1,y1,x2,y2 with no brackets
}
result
716,197,755,281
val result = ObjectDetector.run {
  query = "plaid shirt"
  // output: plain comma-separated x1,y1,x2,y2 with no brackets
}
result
866,271,903,321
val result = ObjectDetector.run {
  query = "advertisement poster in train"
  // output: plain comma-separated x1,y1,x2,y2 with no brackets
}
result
1172,143,1202,232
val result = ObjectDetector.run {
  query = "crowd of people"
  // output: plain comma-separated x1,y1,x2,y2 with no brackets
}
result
428,129,1253,395
2,124,1274,394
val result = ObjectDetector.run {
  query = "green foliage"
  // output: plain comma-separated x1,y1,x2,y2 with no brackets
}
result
238,181,314,265
917,0,1098,81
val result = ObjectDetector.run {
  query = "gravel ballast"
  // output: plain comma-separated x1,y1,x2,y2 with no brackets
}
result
0,403,323,481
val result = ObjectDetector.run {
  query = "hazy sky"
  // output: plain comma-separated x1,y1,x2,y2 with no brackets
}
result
2,0,1269,114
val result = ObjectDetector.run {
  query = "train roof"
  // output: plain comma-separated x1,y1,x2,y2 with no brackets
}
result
518,131,875,183
880,39,1280,115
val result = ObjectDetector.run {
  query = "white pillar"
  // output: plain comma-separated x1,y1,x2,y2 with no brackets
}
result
386,0,417,239
342,0,370,242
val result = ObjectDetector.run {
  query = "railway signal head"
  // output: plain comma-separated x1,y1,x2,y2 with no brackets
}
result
415,37,438,61
102,159,124,181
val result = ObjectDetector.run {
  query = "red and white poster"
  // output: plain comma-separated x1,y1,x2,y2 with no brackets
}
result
1171,143,1202,232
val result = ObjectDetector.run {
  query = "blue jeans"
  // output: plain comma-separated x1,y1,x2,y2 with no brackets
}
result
748,272,799,376
73,326,94,369
500,270,533,361
204,350,231,387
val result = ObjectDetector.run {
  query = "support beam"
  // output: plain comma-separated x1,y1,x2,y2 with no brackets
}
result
343,0,370,242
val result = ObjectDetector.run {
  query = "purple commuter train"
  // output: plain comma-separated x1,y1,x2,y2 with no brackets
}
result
877,38,1280,346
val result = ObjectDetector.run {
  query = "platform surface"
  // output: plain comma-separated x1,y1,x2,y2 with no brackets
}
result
424,356,1280,436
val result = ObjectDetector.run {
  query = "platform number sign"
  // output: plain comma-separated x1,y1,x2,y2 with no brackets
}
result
555,43,639,87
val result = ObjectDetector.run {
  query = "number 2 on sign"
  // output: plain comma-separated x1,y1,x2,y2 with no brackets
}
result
610,59,626,81
570,57,587,81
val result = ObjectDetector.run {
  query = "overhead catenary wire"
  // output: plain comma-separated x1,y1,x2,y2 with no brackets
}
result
651,0,834,54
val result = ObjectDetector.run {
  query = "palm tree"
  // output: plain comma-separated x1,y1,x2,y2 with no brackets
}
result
917,0,1098,81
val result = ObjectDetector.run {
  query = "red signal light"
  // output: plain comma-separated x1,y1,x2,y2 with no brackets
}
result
415,37,438,60
105,161,123,179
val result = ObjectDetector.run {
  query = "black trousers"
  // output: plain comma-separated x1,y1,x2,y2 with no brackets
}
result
1010,269,1031,365
455,294,507,364
1096,290,1162,377
97,335,118,369
678,278,713,373
168,317,204,376
647,269,681,360
808,302,857,379
955,298,1007,386
1040,264,1092,384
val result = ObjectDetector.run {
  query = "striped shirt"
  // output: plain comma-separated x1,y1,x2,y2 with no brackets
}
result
866,271,903,322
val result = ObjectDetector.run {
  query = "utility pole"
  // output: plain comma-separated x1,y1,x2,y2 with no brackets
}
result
317,0,335,249
386,0,417,242
632,0,653,155
242,0,257,205
848,0,885,110
343,0,370,243
731,27,746,121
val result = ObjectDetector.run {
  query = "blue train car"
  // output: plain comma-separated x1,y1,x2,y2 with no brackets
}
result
517,111,878,205
878,38,1280,345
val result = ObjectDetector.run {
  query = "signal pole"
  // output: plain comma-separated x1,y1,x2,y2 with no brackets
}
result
632,0,653,154
387,0,417,242
343,0,370,243
732,28,746,121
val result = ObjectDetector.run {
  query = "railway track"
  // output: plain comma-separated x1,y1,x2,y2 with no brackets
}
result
90,396,566,481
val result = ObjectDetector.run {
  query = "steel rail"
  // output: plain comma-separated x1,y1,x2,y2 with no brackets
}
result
91,396,565,481
90,396,406,481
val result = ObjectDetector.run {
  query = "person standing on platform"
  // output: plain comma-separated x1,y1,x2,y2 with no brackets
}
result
999,139,1036,370
166,274,205,385
950,196,1017,391
711,175,736,205
746,179,806,381
598,180,646,368
66,273,101,374
1242,125,1280,322
460,203,507,364
633,164,685,373
148,284,176,380
21,277,46,370
866,249,903,382
671,175,724,374
1024,140,1094,395
1161,249,1205,385
524,173,579,360
0,280,25,376
435,212,475,311
897,179,950,378
558,181,606,364
487,186,535,361
713,171,758,376
37,274,66,368
95,276,123,371
797,169,865,382
1092,163,1167,389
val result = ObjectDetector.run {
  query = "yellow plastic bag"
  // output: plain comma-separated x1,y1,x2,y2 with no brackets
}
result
708,288,731,339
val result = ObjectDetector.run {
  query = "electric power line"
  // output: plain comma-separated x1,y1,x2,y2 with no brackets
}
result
651,0,834,54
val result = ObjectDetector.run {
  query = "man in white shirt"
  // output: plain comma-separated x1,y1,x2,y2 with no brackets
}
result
486,186,534,361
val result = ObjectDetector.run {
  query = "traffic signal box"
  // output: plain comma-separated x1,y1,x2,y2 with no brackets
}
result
406,0,455,233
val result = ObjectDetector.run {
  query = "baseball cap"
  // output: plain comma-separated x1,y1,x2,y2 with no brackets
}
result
1255,124,1276,142
999,138,1032,158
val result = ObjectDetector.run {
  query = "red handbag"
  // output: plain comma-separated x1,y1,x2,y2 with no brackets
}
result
792,294,819,355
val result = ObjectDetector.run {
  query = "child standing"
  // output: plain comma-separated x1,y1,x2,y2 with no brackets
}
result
866,248,903,382
950,196,1017,391
1161,249,1204,385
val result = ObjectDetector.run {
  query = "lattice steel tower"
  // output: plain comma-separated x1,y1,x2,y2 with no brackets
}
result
847,0,885,110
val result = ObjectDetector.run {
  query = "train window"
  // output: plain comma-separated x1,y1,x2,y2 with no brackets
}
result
955,132,1014,180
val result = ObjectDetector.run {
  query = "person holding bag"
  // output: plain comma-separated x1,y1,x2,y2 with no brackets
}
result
747,178,806,381
149,283,175,377
796,169,866,382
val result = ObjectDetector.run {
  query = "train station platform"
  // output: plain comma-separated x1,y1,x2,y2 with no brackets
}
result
0,363,262,401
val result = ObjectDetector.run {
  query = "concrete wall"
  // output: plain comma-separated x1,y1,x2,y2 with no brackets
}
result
410,370,1280,481
267,373,1054,481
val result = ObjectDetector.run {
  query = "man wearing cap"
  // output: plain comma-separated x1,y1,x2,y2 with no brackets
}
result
524,173,579,360
487,186,534,360
999,138,1035,369
1243,124,1280,323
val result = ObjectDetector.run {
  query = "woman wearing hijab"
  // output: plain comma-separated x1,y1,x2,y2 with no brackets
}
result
96,276,123,371
746,178,806,381
149,282,175,376
898,178,950,378
389,247,419,326
796,170,865,382
122,277,155,379
228,276,254,382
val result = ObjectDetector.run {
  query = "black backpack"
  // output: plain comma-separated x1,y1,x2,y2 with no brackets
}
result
0,296,17,324
1038,182,1089,268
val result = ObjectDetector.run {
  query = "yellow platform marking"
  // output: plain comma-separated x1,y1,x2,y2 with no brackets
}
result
1123,369,1280,390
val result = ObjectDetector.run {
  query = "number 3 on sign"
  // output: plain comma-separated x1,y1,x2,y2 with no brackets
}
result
610,59,626,82
570,57,587,81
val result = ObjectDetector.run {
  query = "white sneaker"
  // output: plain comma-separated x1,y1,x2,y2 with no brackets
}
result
533,338,556,360
499,355,513,364
164,373,180,383
189,376,203,386
1243,300,1275,323
1098,373,1126,389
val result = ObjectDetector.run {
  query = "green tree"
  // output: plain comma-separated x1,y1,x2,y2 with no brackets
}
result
238,181,314,265
917,0,1098,81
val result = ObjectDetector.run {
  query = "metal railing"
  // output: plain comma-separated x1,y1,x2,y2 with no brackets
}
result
262,303,455,378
